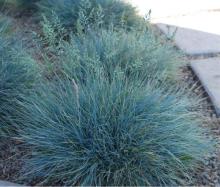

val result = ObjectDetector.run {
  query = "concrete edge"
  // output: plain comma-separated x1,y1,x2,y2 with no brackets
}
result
190,61,220,117
155,23,220,58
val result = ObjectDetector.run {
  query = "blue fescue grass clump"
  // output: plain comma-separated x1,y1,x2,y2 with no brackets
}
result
37,0,143,32
59,29,182,83
18,74,212,186
0,20,39,136
0,0,39,12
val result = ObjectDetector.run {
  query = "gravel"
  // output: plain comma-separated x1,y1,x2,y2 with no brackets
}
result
0,139,24,183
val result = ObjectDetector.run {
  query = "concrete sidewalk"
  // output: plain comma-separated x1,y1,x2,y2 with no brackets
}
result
126,0,220,116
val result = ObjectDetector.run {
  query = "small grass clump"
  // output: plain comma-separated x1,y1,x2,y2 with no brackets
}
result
18,74,211,186
37,0,143,32
59,29,182,84
0,20,39,136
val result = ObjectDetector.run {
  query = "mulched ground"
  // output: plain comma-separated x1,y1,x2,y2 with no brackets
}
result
0,139,24,183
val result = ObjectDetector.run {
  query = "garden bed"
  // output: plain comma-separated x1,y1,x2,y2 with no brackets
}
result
0,0,218,186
